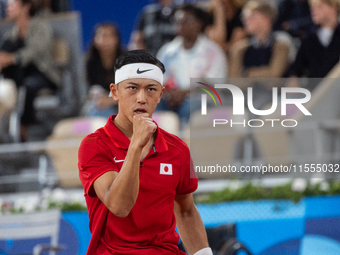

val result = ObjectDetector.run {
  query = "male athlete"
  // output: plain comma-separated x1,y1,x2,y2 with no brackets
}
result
78,50,212,255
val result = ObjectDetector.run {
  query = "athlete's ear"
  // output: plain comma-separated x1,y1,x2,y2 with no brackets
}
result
110,83,119,101
157,85,165,103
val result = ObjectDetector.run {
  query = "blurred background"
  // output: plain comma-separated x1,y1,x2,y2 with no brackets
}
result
1,0,340,254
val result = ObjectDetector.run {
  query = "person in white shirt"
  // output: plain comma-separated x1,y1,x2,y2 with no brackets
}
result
157,4,228,126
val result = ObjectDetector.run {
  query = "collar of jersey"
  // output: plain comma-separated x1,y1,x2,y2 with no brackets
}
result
103,115,168,153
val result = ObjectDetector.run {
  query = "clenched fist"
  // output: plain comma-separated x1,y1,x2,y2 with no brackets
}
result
131,113,157,149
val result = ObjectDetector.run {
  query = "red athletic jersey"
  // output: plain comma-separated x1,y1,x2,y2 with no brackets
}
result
78,115,198,255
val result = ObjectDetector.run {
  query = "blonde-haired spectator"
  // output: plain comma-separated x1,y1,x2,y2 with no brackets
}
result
229,0,292,111
230,0,290,79
288,0,340,90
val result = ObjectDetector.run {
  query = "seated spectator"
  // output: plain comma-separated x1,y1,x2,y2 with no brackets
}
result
229,0,291,110
0,0,60,141
128,0,179,56
206,0,247,54
230,0,290,79
157,4,228,126
274,0,313,39
84,22,125,118
288,0,340,91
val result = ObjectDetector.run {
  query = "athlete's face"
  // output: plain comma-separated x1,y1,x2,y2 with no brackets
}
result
110,78,164,123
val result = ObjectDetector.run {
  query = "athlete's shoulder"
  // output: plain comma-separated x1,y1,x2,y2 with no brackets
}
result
81,127,105,144
79,127,110,153
78,127,112,165
159,128,190,154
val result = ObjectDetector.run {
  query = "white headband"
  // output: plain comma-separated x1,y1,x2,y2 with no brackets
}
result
115,63,163,85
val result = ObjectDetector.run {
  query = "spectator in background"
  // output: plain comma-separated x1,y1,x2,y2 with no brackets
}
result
128,0,179,56
229,0,291,110
288,0,340,91
49,0,70,13
84,22,125,118
206,0,247,54
0,0,60,141
36,0,70,15
230,0,290,79
157,4,228,126
274,0,313,39
37,0,53,16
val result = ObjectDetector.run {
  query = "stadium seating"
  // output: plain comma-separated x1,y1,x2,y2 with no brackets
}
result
45,117,106,188
188,106,248,178
0,78,18,143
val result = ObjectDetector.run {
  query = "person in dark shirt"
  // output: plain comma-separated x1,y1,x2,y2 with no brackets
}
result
85,22,125,118
274,0,313,39
128,0,178,56
289,0,340,91
229,0,291,111
230,0,290,79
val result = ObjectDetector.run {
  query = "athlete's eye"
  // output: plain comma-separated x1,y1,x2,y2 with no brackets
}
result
148,88,156,92
128,86,137,90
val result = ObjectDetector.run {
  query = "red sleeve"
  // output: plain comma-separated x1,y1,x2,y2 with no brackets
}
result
176,145,198,195
78,133,118,196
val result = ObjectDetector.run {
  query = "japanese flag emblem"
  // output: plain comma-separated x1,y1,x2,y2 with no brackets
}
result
160,163,172,175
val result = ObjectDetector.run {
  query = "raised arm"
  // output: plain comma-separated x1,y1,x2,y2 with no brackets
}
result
93,114,156,217
206,0,227,47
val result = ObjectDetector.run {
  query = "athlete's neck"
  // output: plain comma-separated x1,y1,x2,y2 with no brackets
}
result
113,114,133,139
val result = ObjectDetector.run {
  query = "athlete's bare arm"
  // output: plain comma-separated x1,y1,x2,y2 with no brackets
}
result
174,193,209,254
93,113,156,217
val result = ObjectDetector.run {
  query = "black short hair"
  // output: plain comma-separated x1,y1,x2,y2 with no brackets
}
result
114,50,166,73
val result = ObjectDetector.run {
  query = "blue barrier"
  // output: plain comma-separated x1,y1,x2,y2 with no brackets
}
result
2,196,340,255
58,196,340,255
71,0,149,49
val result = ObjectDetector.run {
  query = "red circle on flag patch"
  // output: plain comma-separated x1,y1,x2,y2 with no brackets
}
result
164,166,169,172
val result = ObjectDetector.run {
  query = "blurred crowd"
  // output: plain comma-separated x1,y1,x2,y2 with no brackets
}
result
0,0,340,142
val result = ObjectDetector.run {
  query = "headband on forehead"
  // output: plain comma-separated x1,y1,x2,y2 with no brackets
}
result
115,63,163,85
